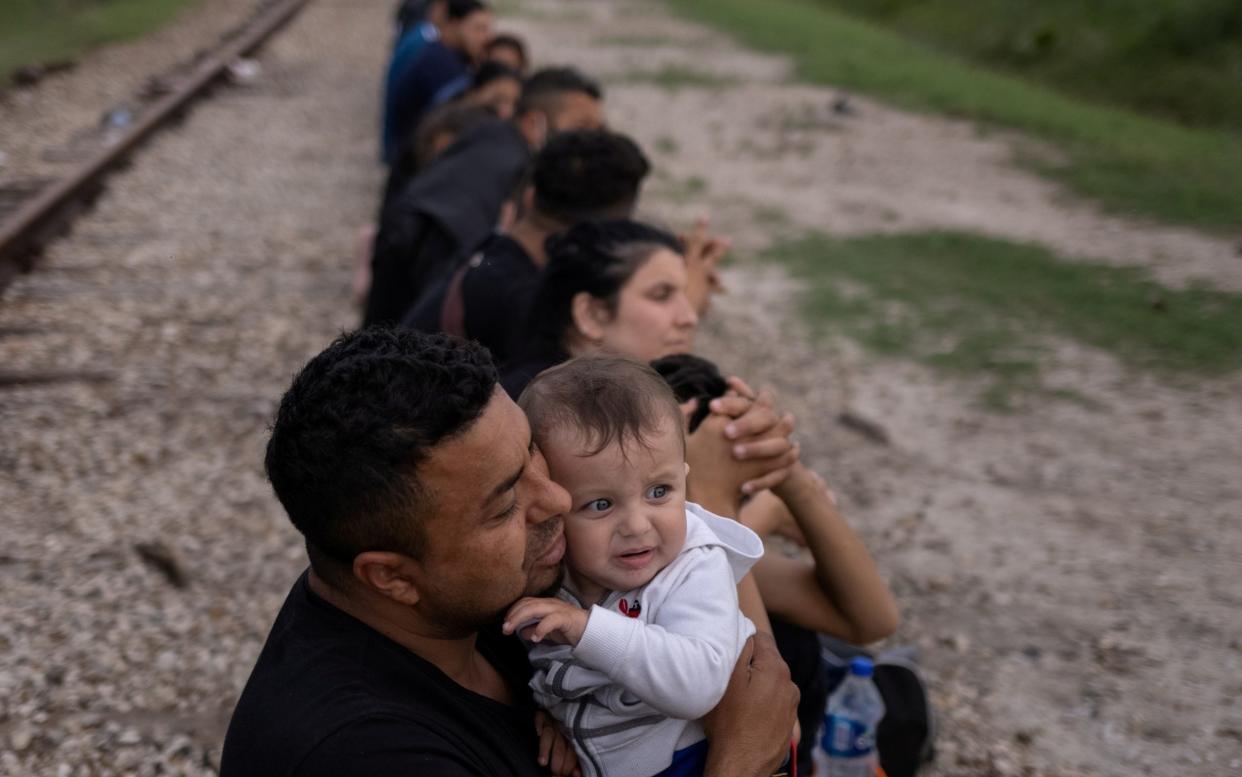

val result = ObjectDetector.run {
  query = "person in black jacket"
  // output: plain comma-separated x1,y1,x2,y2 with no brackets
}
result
363,67,605,328
402,129,649,364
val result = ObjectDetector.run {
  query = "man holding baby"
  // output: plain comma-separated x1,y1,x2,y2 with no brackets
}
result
220,328,799,777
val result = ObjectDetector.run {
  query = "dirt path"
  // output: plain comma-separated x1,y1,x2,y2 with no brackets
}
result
504,2,1242,775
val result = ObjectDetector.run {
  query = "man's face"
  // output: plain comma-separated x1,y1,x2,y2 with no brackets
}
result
447,10,494,65
548,92,604,133
411,389,570,635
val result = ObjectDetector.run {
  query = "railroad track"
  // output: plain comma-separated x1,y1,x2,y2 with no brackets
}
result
0,0,311,295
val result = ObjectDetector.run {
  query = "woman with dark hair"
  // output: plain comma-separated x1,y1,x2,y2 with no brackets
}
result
652,353,900,769
500,219,698,397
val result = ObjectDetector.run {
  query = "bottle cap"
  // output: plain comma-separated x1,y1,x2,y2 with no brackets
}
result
849,656,874,677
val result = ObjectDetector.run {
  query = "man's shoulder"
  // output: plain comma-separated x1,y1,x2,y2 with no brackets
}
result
466,237,535,286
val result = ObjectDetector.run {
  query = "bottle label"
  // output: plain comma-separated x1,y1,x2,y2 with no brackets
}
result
821,714,875,758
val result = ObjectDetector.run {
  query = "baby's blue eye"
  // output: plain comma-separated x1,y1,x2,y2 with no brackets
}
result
647,485,670,500
586,498,612,512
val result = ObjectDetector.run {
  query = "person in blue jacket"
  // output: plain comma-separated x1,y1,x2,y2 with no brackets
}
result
382,0,494,164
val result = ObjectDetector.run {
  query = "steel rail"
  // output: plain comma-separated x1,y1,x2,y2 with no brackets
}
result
0,0,311,293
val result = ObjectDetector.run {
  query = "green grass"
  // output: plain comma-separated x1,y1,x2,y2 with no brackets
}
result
665,0,1242,232
1,0,199,81
654,135,680,154
595,34,680,47
621,64,739,90
766,231,1242,407
820,0,1242,134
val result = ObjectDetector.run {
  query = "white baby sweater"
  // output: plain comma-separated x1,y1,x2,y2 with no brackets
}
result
525,503,763,777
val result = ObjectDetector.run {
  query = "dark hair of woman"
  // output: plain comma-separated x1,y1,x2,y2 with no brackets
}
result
650,352,728,433
525,219,682,354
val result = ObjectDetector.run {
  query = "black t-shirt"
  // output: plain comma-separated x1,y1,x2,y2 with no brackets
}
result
404,234,540,365
220,572,544,777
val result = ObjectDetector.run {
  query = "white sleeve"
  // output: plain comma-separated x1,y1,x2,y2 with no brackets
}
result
570,546,746,720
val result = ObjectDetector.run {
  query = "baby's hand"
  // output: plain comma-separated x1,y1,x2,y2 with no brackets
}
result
535,710,582,777
503,597,588,646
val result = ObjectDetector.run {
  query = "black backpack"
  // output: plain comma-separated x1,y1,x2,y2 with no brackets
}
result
818,637,937,777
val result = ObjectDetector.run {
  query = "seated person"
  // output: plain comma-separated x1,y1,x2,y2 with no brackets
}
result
653,352,900,768
403,129,649,364
501,219,698,397
487,31,529,73
506,357,776,777
365,67,605,327
464,60,524,118
382,0,492,164
220,329,799,777
431,52,524,114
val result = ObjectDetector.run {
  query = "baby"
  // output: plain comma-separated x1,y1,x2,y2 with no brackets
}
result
504,357,764,777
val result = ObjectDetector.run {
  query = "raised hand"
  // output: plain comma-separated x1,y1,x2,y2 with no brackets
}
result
503,597,589,646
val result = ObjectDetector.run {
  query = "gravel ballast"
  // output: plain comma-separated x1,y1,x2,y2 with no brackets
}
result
0,0,384,772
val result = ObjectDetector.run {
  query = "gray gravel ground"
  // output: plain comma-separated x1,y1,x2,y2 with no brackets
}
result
0,0,383,772
0,0,261,188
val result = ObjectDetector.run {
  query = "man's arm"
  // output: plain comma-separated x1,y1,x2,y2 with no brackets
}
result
702,634,799,777
756,464,900,643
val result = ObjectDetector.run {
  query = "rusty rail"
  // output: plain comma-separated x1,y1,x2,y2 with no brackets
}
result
0,0,311,293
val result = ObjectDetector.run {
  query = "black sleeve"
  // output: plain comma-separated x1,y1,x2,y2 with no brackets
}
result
462,269,536,365
296,716,486,777
365,213,458,328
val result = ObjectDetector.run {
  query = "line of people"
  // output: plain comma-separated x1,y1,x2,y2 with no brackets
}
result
222,2,909,775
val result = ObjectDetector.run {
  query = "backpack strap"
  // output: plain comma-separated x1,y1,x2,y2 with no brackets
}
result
439,251,484,337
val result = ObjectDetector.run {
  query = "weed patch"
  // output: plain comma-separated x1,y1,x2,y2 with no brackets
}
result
1,0,199,80
622,64,738,90
666,0,1242,232
766,231,1242,406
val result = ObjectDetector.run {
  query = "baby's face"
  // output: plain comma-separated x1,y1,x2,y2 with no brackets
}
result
540,417,688,605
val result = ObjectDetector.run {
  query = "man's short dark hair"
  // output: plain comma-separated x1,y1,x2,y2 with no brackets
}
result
472,61,522,90
532,130,650,223
519,356,684,457
487,33,528,68
517,66,603,117
446,0,487,20
264,329,498,586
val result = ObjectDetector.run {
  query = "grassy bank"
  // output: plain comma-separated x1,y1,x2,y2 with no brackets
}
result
766,232,1242,407
821,0,1242,135
1,0,198,81
666,0,1242,232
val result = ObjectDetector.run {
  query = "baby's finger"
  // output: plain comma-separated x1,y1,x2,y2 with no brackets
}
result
530,611,573,643
504,598,558,634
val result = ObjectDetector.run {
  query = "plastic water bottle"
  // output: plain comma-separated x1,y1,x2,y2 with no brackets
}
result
812,656,885,777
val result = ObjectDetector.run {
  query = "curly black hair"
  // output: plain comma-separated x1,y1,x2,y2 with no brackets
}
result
650,353,729,433
264,328,497,584
533,130,650,223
